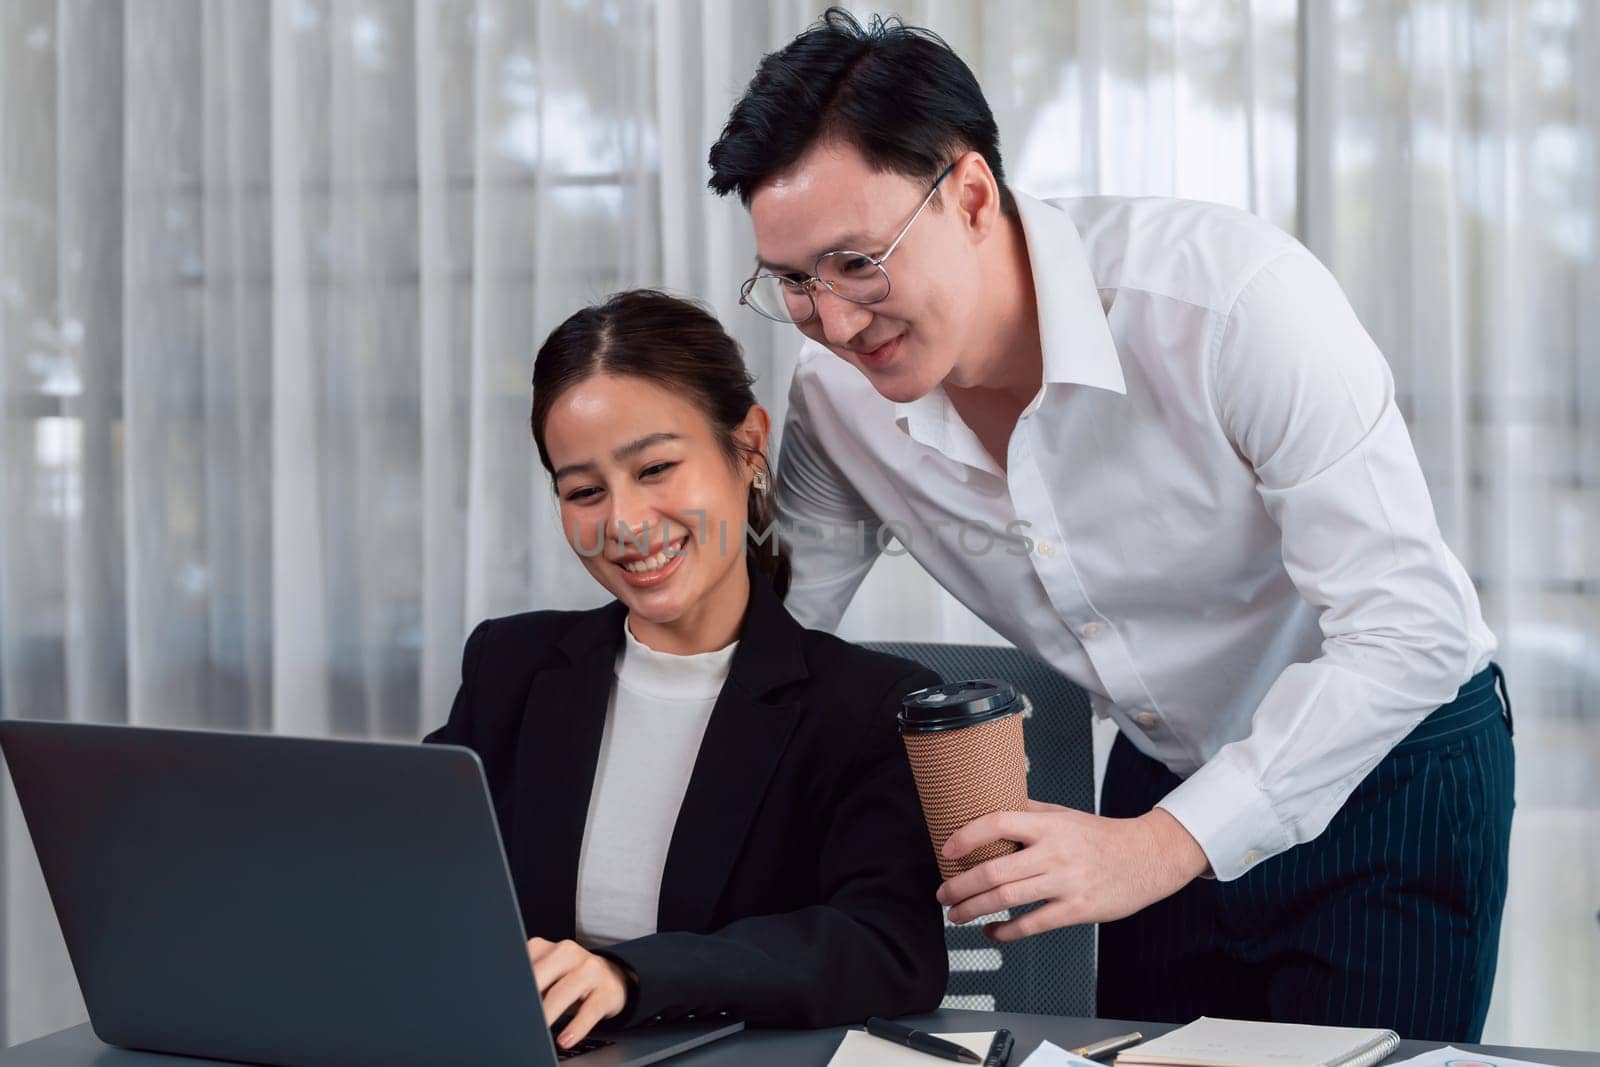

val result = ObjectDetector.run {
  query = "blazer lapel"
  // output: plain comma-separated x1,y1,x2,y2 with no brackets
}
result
658,566,810,934
509,600,625,941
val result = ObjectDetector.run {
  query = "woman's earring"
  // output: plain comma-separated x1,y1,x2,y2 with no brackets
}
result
752,468,770,492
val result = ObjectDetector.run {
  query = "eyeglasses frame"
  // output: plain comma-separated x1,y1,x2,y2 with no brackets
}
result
738,161,959,325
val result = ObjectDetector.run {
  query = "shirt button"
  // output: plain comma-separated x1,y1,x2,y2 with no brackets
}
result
1037,540,1055,557
1136,711,1156,727
1244,850,1260,867
1081,621,1101,638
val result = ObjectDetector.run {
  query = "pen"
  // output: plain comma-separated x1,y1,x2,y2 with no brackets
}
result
984,1028,1014,1067
1069,1031,1144,1061
864,1017,983,1064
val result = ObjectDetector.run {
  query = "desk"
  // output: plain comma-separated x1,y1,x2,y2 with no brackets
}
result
5,1012,1597,1065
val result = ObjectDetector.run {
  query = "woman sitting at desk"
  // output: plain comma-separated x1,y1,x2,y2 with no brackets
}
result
426,290,948,1050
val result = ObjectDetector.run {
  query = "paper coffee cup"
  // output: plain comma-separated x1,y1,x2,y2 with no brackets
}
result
897,680,1028,881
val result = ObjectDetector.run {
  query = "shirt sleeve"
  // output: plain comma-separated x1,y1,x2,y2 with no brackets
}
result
1155,244,1487,881
772,356,885,632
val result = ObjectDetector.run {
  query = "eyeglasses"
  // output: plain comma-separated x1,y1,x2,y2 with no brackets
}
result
738,162,956,326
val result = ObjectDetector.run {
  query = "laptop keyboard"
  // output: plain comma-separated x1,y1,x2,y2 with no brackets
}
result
555,1036,614,1059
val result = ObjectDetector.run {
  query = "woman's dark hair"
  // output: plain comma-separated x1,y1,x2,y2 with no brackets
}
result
708,6,1014,216
530,289,790,600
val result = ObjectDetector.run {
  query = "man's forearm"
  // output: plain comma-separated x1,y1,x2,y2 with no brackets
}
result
1137,807,1212,889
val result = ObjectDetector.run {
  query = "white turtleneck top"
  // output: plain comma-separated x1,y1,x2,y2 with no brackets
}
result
573,623,737,948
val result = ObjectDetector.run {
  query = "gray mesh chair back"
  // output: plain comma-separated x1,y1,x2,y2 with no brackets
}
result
864,641,1097,1017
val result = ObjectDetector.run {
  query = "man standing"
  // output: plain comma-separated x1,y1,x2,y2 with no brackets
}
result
707,8,1513,1042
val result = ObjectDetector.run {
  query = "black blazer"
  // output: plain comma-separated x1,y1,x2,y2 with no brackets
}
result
424,565,948,1028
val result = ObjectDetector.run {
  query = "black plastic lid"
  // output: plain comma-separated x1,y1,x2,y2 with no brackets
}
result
897,679,1021,733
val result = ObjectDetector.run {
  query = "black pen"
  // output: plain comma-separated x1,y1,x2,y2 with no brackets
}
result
865,1017,982,1064
984,1028,1015,1067
1069,1031,1144,1061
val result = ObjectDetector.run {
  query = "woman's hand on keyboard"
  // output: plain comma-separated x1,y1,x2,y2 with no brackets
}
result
527,938,632,1050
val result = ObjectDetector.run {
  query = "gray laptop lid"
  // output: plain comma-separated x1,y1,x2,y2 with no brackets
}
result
0,721,740,1067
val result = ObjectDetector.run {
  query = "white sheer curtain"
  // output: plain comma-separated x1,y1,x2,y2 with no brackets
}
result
0,0,1594,1050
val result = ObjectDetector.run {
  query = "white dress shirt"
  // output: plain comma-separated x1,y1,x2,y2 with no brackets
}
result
574,624,735,947
773,190,1494,882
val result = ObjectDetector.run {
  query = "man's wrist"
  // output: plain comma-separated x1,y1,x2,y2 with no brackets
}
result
1137,808,1212,886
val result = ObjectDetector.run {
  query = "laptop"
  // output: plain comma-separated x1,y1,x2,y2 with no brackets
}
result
0,720,743,1066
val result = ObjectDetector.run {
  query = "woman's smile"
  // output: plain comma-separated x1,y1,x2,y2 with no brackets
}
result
614,534,692,587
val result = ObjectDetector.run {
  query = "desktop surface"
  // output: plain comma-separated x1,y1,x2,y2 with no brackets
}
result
6,1011,1597,1066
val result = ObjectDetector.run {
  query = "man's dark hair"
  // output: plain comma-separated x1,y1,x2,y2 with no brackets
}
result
708,7,1015,216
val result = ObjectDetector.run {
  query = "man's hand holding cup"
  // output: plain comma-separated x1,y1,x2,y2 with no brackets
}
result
897,679,1209,941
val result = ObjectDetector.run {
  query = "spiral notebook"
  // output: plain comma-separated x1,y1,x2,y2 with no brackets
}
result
1114,1017,1400,1067
826,1030,1006,1066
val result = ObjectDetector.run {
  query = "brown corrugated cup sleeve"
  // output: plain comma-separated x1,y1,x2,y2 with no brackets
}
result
897,680,1028,881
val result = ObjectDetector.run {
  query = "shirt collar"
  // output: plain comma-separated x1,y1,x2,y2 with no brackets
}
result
891,189,1126,446
891,394,935,441
616,620,737,702
891,388,964,463
1015,189,1126,394
890,381,1004,477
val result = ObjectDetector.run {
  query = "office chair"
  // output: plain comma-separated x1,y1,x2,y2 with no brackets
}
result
864,641,1097,1017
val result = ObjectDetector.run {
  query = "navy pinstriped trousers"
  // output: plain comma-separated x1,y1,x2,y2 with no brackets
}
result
1097,665,1515,1042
